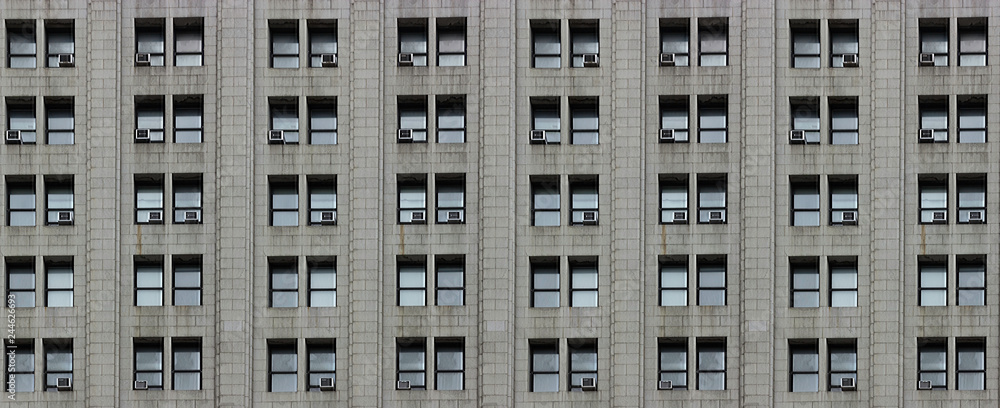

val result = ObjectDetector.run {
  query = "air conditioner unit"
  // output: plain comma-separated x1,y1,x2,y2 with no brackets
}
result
657,380,673,390
135,129,151,142
447,210,464,223
671,210,688,224
919,53,935,66
56,377,72,390
968,210,985,223
319,377,335,391
320,211,337,225
932,211,947,223
582,53,599,67
147,210,163,224
58,54,75,67
840,377,857,391
135,52,151,66
842,53,859,67
398,53,414,66
917,380,932,390
581,377,597,391
396,380,411,390
659,129,675,143
789,129,806,143
184,211,201,224
840,210,858,225
659,53,676,66
268,129,285,144
321,53,338,67
581,211,599,225
708,210,725,223
134,380,149,390
5,130,22,144
409,211,426,224
530,129,547,144
398,129,414,142
918,128,934,142
57,211,74,225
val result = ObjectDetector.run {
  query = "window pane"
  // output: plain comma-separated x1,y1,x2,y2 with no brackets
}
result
920,186,947,208
271,373,296,392
919,349,946,370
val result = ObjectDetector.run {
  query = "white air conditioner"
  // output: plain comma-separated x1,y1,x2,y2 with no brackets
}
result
268,129,285,144
581,211,599,225
968,210,985,223
582,53,599,67
671,210,688,224
657,380,673,390
918,128,934,142
396,380,411,390
708,210,726,223
134,380,149,390
659,53,676,66
840,377,857,391
789,129,806,143
319,377,335,391
398,129,414,142
56,377,72,391
5,130,22,144
135,53,151,66
447,210,464,223
184,211,201,224
581,377,597,391
135,129,151,142
409,211,426,224
398,53,414,66
320,211,337,225
57,211,74,225
932,211,947,223
530,129,547,144
917,380,932,390
840,210,858,225
919,53,935,66
321,53,338,67
147,210,163,224
659,129,675,143
58,53,75,67
842,53,859,67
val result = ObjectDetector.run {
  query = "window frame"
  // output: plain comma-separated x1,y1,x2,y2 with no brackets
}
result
530,340,559,392
531,21,561,69
7,179,36,227
696,258,726,306
307,259,337,307
171,338,201,390
436,19,466,67
919,99,948,142
659,259,688,307
135,97,166,143
45,99,75,145
789,341,819,392
44,260,73,308
398,97,429,143
660,20,690,66
269,178,299,227
269,99,300,144
173,96,203,143
436,95,466,143
698,19,728,67
957,97,987,143
919,177,948,224
172,256,202,307
435,176,465,224
696,176,727,224
956,257,985,306
434,338,464,390
306,339,336,392
829,259,859,307
957,20,986,67
828,340,857,391
7,20,37,68
658,339,688,389
919,23,949,66
531,99,561,144
531,259,560,308
173,19,204,67
790,21,820,68
398,257,427,307
398,20,428,67
697,97,728,143
791,178,821,226
270,22,300,68
918,338,947,390
307,22,337,68
171,175,203,224
7,99,38,144
135,259,164,307
269,260,298,308
134,338,164,390
268,341,297,392
6,260,35,308
829,21,859,68
43,339,72,391
569,259,598,308
135,19,166,67
956,338,986,390
307,176,337,226
790,97,821,144
567,339,597,391
7,340,34,392
829,98,859,145
569,22,599,68
919,260,947,307
396,338,427,390
398,176,428,224
531,178,560,227
44,23,74,68
696,339,726,390
435,257,464,306
956,175,986,224
790,258,820,308
569,177,598,226
569,99,598,145
308,100,337,145
829,176,859,225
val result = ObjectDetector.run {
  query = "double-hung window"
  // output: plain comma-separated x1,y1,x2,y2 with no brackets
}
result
919,98,948,142
269,260,298,308
135,259,164,306
308,21,337,68
397,338,426,390
135,175,164,224
8,178,36,226
45,260,73,307
172,339,201,390
918,339,947,389
398,175,427,224
531,99,560,144
7,260,35,308
270,21,299,68
435,175,465,224
44,339,73,391
919,176,948,224
45,99,75,145
958,97,987,143
698,97,728,143
659,258,687,306
531,21,560,68
173,257,202,306
8,20,36,68
828,340,857,391
790,258,819,308
569,99,598,145
308,259,336,307
437,19,466,66
790,21,820,68
789,341,819,392
398,97,428,143
136,97,166,143
307,340,336,391
530,341,559,392
696,339,725,390
791,177,820,226
957,338,986,390
268,341,297,392
660,97,689,143
172,175,202,224
435,339,464,390
7,341,33,392
307,176,337,226
697,258,726,306
658,339,688,389
790,97,820,144
136,20,165,66
435,257,464,306
531,259,559,308
830,176,859,225
569,22,598,68
698,19,727,66
269,177,298,226
660,20,689,66
270,99,299,144
569,177,598,225
45,22,74,68
436,95,466,143
697,175,727,223
659,176,689,223
958,20,987,67
531,178,560,226
173,96,203,143
920,22,948,66
830,98,859,144
957,175,986,224
568,339,597,391
7,99,37,144
174,19,203,66
398,20,428,67
398,257,426,307
957,257,985,306
308,100,337,144
919,259,947,306
829,259,858,307
134,339,164,390
830,21,859,67
569,259,597,307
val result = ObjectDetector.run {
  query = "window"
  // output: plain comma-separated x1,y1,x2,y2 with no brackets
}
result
531,98,560,144
44,260,72,307
956,338,985,390
173,257,202,306
398,96,428,143
531,258,559,308
697,257,726,306
6,260,35,308
398,19,428,67
698,96,727,143
568,339,597,391
659,258,688,306
790,97,820,144
919,176,947,224
44,339,72,391
569,259,597,307
789,341,819,392
919,259,947,306
270,177,298,226
135,96,166,143
957,175,986,224
8,178,36,226
173,96,203,143
308,21,337,68
790,177,820,226
830,98,859,144
45,21,73,68
436,95,466,143
307,258,336,307
830,176,859,225
920,21,948,66
135,175,164,224
660,19,689,66
659,175,689,223
830,259,858,307
658,339,688,389
435,339,464,390
830,20,859,67
269,98,299,144
958,19,986,66
7,340,33,392
136,20,165,66
397,338,426,390
398,175,427,224
531,177,560,226
958,96,986,143
268,341,297,392
919,97,948,142
698,19,727,66
569,98,598,144
307,176,337,226
174,19,203,66
172,339,201,390
532,21,560,68
659,97,690,143
569,21,598,68
308,99,337,144
697,339,725,390
172,175,202,224
269,260,298,308
134,339,164,390
435,256,464,306
398,257,426,307
435,175,465,223
270,21,299,68
437,19,466,66
307,339,336,391
790,21,820,68
136,259,164,306
45,98,74,145
7,20,36,68
918,339,947,390
697,175,726,223
790,258,819,307
957,256,985,306
530,340,559,392
7,98,37,144
828,340,857,391
569,176,598,225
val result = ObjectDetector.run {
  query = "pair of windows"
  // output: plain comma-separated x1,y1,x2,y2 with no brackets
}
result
6,257,73,308
397,174,466,224
789,257,859,308
918,174,986,224
397,255,465,307
268,175,337,226
531,20,600,68
788,97,859,145
134,255,203,307
658,255,727,306
267,257,337,308
659,18,728,67
530,175,599,226
658,95,728,143
4,339,73,392
6,20,74,68
268,97,337,145
529,257,598,308
397,95,467,143
790,20,859,68
918,338,986,390
135,18,204,66
133,338,202,390
918,255,986,306
788,339,858,392
134,174,203,224
5,97,75,145
268,339,336,392
530,97,599,145
919,18,987,66
6,175,74,226
530,339,597,392
790,175,859,226
396,338,464,391
135,95,204,143
270,20,339,68
918,96,987,143
657,338,727,391
658,174,728,224
398,18,467,67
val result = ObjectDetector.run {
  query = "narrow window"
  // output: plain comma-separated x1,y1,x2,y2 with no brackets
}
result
134,339,164,390
398,175,427,224
435,339,464,390
268,341,297,392
135,258,164,306
307,339,336,391
531,98,561,144
531,177,560,226
531,258,559,308
790,97,820,144
698,19,727,66
790,20,820,68
172,338,201,390
6,259,35,308
918,175,948,224
569,98,598,145
659,96,690,143
956,256,985,306
530,340,559,392
790,257,819,308
45,98,74,145
697,96,727,143
919,97,948,142
919,258,947,306
173,95,203,143
269,177,298,226
135,96,165,143
569,258,598,307
135,19,165,66
697,257,726,306
7,340,33,392
437,18,466,67
829,20,859,67
308,21,337,68
659,257,688,306
789,340,819,392
270,21,299,68
398,96,428,143
436,95,466,143
307,258,336,307
829,98,859,145
658,339,688,389
917,339,947,389
8,178,36,226
828,340,857,391
308,99,337,144
956,174,986,224
435,256,464,306
569,21,598,68
307,176,337,226
398,19,428,67
660,19,690,66
172,174,203,224
45,21,74,68
269,260,298,308
174,18,203,67
659,175,689,223
269,99,299,144
919,20,948,66
569,176,598,225
435,175,465,224
790,176,820,226
173,256,202,306
44,259,73,307
568,339,598,391
957,18,986,66
829,258,858,307
696,339,725,390
397,338,426,390
398,257,426,307
829,176,859,225
44,339,72,391
697,175,726,223
7,98,37,144
7,20,36,68
956,338,985,390
957,96,987,143
532,21,560,68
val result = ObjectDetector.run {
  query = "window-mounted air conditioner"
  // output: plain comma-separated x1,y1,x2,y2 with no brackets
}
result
671,210,688,224
840,377,857,391
135,129,151,142
919,53,935,66
842,53,859,67
268,129,285,144
5,130,22,144
398,129,414,142
931,211,947,223
582,53,599,67
147,210,164,224
409,211,426,224
581,211,598,225
840,210,858,225
58,53,75,67
530,129,547,144
581,377,597,391
917,128,934,142
184,211,201,224
396,380,411,390
917,380,932,390
657,380,673,390
398,53,414,66
56,377,72,390
447,210,464,223
319,377,335,391
57,211,74,225
320,211,337,225
321,53,338,67
968,210,985,224
659,53,676,66
659,129,675,143
789,129,806,143
134,380,149,390
708,210,726,223
135,53,152,66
